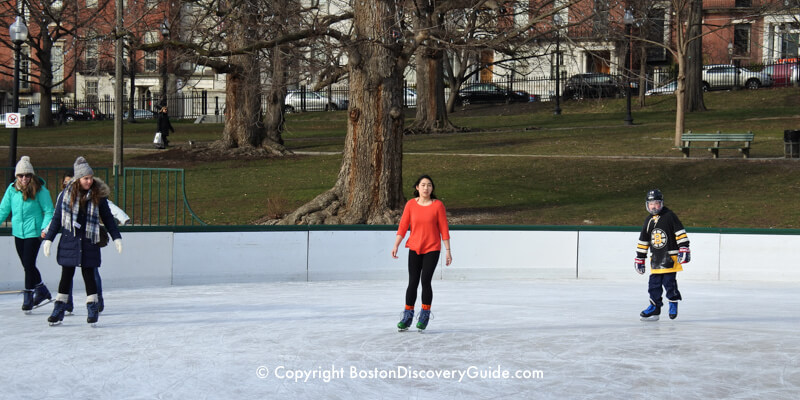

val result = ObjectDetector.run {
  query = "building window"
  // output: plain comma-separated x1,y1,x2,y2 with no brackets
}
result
52,45,65,92
85,41,98,71
86,80,99,103
20,47,30,90
734,0,751,7
733,24,751,56
145,52,158,72
781,32,799,59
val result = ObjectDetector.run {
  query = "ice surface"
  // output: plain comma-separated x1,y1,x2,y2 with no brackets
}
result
1,279,798,399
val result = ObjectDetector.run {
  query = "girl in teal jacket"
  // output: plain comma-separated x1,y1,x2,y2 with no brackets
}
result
0,156,55,312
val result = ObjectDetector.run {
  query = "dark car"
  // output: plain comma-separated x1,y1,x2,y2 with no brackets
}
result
62,108,93,122
456,83,529,105
562,73,622,100
75,107,105,120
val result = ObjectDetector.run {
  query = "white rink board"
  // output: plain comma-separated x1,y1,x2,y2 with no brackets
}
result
172,231,309,284
442,230,577,280
720,234,800,281
308,230,419,281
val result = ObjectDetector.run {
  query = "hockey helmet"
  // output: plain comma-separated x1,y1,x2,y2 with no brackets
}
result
645,189,663,215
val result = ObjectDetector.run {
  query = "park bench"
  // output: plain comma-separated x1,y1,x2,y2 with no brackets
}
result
677,130,754,158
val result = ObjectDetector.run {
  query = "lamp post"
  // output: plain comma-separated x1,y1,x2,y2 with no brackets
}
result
8,16,28,170
623,9,634,126
553,14,562,115
160,18,170,106
727,42,733,65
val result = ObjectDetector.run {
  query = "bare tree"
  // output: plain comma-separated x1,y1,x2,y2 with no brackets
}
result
0,0,112,126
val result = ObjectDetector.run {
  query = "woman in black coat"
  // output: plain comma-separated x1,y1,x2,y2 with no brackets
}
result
156,105,175,148
42,157,122,326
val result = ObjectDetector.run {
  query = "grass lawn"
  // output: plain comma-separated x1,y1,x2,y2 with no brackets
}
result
3,88,799,228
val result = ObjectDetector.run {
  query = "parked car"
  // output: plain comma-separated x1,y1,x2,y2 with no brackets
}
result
123,109,155,119
284,91,347,113
562,73,621,100
645,80,677,96
762,64,799,87
456,83,529,105
701,64,773,90
75,106,105,120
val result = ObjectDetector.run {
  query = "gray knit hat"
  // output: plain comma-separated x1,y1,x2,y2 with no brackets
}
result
73,156,94,180
15,156,34,176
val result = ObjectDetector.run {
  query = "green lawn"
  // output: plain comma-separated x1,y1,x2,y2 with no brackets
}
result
4,88,800,228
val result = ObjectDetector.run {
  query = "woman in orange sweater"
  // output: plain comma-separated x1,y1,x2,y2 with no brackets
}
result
392,175,452,332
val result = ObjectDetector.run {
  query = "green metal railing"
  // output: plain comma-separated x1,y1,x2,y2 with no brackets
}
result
2,167,205,227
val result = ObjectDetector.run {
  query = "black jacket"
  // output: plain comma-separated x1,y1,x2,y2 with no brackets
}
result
157,112,174,135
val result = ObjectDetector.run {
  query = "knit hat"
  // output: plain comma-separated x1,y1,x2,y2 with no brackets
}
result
15,156,34,176
73,156,94,180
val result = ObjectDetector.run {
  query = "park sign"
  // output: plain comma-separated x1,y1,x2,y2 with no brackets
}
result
5,113,21,128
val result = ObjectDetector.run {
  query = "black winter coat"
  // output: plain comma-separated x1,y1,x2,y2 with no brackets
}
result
157,112,174,135
44,179,122,268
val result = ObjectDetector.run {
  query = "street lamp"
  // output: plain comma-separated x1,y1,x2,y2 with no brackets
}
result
623,9,634,126
727,42,733,65
8,16,28,170
160,18,170,106
553,14,563,115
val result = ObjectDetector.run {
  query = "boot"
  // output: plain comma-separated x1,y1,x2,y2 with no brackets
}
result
668,301,678,320
640,301,661,321
86,294,100,324
97,293,104,313
32,283,52,308
21,289,34,312
48,293,70,325
66,293,74,314
416,308,433,331
397,308,414,331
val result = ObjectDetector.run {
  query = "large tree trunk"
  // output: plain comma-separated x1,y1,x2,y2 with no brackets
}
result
278,0,405,225
675,55,687,146
36,36,55,127
685,0,706,112
406,2,458,134
216,3,286,155
263,44,288,148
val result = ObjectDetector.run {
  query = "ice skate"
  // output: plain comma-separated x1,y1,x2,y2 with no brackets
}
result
87,294,100,326
397,309,414,332
668,301,678,320
98,293,104,313
48,294,70,326
21,289,34,313
32,283,52,309
416,309,433,332
65,294,74,315
640,302,660,321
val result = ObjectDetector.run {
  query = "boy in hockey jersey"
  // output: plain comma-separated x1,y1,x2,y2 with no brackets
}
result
635,189,690,321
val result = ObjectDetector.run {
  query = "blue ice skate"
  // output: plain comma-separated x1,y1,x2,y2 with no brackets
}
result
640,303,660,321
21,289,34,313
87,294,100,325
397,309,414,331
32,283,52,308
416,309,433,331
668,301,678,320
48,294,70,326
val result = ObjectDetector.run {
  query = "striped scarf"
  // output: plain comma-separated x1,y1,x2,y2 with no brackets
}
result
60,181,100,244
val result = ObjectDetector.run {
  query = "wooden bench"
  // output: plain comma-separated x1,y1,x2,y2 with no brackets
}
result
678,131,754,158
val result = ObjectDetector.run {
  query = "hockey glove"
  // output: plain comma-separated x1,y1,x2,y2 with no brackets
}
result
43,240,52,257
678,247,691,264
634,258,646,274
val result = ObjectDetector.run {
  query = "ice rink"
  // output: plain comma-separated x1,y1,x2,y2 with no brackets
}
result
1,279,798,399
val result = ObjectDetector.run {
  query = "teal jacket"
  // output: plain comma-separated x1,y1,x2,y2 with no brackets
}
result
0,178,55,239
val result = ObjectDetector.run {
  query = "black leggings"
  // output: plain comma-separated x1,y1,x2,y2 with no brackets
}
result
58,267,98,296
405,250,440,307
15,237,43,289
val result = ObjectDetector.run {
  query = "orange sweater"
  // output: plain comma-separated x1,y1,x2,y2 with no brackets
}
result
396,199,450,254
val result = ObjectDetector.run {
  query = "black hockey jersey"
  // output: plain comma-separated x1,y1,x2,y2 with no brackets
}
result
635,207,689,274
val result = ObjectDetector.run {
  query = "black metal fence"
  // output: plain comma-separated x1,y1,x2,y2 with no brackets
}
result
2,61,797,123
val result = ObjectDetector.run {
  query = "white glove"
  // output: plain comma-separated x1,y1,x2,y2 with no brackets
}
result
43,240,52,257
114,239,123,254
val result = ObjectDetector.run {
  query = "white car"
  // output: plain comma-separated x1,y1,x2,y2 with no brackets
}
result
645,80,677,96
702,65,774,90
284,91,347,113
